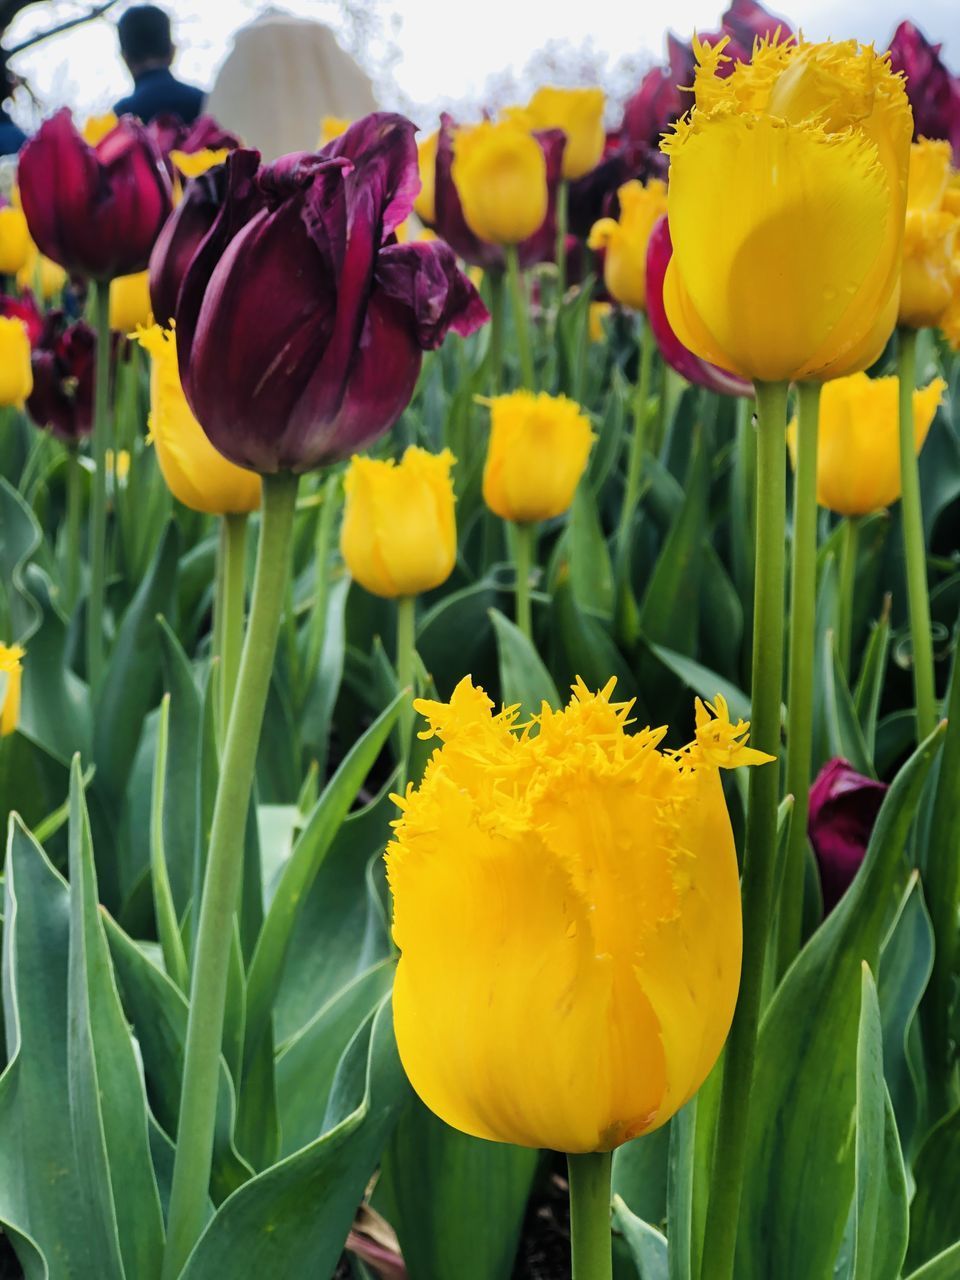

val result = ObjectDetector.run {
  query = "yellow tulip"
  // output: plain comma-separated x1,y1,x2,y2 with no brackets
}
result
0,203,31,274
788,372,945,517
0,316,33,406
17,242,67,299
110,271,153,332
341,446,457,599
387,679,771,1153
106,449,131,485
82,112,118,145
589,301,612,342
318,115,350,147
135,325,261,515
588,180,668,311
663,37,912,383
899,139,960,336
0,642,24,737
483,391,594,523
452,119,547,246
414,129,438,225
524,86,605,180
171,148,230,180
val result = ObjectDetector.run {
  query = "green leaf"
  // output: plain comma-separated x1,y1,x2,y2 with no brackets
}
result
612,1128,670,1232
490,606,560,717
907,1105,960,1271
179,999,409,1279
853,605,891,760
666,1102,695,1280
0,475,42,643
851,963,908,1280
300,574,349,771
647,644,751,723
551,575,638,706
418,580,500,698
734,721,945,1280
157,615,201,918
150,695,189,991
569,481,615,617
16,566,90,764
822,630,875,776
612,1196,669,1280
904,1241,960,1279
588,372,627,495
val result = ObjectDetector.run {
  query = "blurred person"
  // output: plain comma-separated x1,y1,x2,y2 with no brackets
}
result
0,67,27,156
114,4,204,125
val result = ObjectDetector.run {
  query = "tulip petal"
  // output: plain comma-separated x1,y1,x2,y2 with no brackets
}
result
323,111,421,238
374,240,489,347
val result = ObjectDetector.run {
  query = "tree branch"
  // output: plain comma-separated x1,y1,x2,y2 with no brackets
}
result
5,0,122,57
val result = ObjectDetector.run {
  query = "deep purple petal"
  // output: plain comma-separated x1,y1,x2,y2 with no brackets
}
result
321,112,420,238
374,240,489,348
0,292,44,347
809,759,889,912
888,21,960,163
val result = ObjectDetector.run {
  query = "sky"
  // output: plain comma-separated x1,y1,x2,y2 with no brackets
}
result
7,0,959,125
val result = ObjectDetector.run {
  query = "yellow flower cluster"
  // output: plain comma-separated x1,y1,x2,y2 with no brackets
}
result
900,138,960,343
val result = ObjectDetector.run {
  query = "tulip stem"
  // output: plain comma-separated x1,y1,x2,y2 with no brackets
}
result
396,594,416,789
488,269,505,394
776,381,820,980
217,513,248,742
64,445,82,613
505,243,535,389
616,318,655,568
303,472,340,700
513,521,535,641
162,470,299,1280
837,515,860,681
567,1151,613,1280
555,178,569,306
897,327,937,741
86,280,111,691
701,380,787,1280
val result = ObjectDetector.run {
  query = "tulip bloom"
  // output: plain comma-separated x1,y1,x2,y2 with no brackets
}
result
524,86,605,181
135,324,260,515
787,372,944,517
663,37,912,382
0,292,43,346
27,312,96,442
0,201,31,275
452,119,551,247
109,270,153,332
168,115,487,474
0,643,24,737
414,129,438,225
899,139,960,338
341,446,457,598
588,179,667,311
387,679,772,1153
483,391,594,523
888,21,960,164
18,110,172,281
0,316,33,406
809,759,888,911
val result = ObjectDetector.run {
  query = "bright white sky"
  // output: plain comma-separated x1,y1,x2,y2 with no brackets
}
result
7,0,959,123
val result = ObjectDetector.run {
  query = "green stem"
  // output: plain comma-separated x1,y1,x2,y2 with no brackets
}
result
555,178,569,306
162,471,299,1279
616,319,655,567
897,327,937,741
567,1151,613,1280
396,594,416,790
86,281,112,691
505,243,535,389
218,513,248,741
303,473,340,697
701,380,788,1280
513,521,535,641
836,516,860,681
65,445,82,613
776,381,820,979
488,269,505,395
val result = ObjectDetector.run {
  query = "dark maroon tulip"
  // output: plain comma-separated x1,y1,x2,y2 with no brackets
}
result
172,113,488,474
568,141,633,239
645,216,751,396
26,311,97,442
148,113,242,162
0,291,44,346
18,110,172,281
809,759,888,912
722,0,791,49
888,21,960,164
429,113,565,271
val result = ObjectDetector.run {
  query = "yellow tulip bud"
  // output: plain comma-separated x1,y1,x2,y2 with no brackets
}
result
482,391,594,523
17,243,67,299
788,373,945,517
452,120,547,246
170,148,230,180
341,446,457,598
524,85,605,180
589,301,612,342
110,271,153,333
0,316,33,406
414,129,438,225
588,180,667,311
82,112,118,146
135,325,261,516
0,642,24,737
387,679,772,1153
663,37,912,383
318,115,350,147
900,139,960,336
0,204,31,274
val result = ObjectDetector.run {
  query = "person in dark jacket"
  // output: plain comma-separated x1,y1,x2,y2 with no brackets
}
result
0,67,27,155
113,5,204,125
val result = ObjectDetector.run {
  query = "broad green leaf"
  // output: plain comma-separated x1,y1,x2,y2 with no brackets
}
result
907,1105,960,1271
904,1241,960,1279
300,573,349,771
569,481,615,617
853,605,890,760
15,566,90,764
811,552,839,772
588,372,627,495
157,616,201,918
612,1127,670,1232
734,722,944,1280
822,631,875,776
490,606,560,717
150,695,188,991
647,644,751,724
612,1196,669,1280
699,544,744,682
551,575,638,707
0,476,41,643
418,579,501,698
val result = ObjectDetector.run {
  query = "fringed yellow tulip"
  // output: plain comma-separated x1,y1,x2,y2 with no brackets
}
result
524,86,605,180
452,120,547,246
0,642,24,737
414,129,438,225
0,203,31,275
135,325,261,515
900,139,960,338
110,271,153,332
387,678,772,1153
788,372,945,516
482,391,594,523
341,446,457,599
0,316,33,406
663,37,912,382
170,148,230,180
588,180,668,311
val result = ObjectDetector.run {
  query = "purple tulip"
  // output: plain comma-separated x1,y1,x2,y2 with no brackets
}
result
0,292,44,347
645,216,751,396
18,110,172,281
148,113,242,163
809,759,889,912
170,113,488,474
888,21,960,164
27,311,97,443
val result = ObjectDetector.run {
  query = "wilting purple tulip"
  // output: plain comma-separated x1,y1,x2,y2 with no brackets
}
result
429,113,565,271
888,21,960,164
170,113,488,474
148,113,242,163
26,311,97,442
18,110,172,281
0,291,44,347
809,759,888,912
645,216,751,396
722,0,791,49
